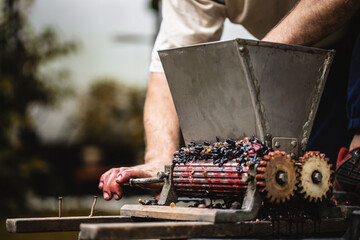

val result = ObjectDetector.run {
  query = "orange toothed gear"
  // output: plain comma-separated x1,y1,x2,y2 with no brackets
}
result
256,151,299,203
297,151,333,202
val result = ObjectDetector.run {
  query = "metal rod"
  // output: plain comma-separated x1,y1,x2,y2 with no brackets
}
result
89,196,97,217
125,171,168,187
128,177,165,187
58,197,62,218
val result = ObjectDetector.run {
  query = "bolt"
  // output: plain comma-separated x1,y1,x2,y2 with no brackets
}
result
58,197,63,218
312,171,322,184
276,171,288,185
274,141,280,148
89,196,98,217
291,140,297,147
301,138,308,147
354,149,360,157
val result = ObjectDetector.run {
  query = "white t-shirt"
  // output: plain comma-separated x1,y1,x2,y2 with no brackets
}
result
150,0,298,72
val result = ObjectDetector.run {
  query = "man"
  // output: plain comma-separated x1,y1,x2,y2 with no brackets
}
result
99,0,360,201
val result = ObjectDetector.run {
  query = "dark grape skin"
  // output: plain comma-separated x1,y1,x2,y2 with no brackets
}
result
172,136,271,173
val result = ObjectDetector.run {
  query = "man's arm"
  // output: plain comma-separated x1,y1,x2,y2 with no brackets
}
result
262,0,360,46
263,0,360,150
143,72,181,168
99,72,180,200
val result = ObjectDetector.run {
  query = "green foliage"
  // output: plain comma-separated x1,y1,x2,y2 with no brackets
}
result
75,78,146,164
0,0,77,214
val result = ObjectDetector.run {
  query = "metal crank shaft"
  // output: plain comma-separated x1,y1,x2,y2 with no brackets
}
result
125,171,168,187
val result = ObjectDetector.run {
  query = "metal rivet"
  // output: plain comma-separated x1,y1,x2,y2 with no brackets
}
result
291,140,297,147
239,46,245,52
58,197,63,218
274,141,280,148
89,196,98,217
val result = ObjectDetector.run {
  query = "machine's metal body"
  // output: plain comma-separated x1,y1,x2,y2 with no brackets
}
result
6,39,360,239
160,39,333,158
121,38,336,216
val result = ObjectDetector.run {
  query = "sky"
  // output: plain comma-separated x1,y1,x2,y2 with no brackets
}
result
28,0,256,142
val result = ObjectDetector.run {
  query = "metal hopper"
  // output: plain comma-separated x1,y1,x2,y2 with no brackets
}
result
159,39,335,158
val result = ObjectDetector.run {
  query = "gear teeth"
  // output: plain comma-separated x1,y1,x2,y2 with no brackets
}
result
266,192,271,199
259,161,267,166
257,182,266,187
262,151,298,204
256,174,264,179
298,152,332,203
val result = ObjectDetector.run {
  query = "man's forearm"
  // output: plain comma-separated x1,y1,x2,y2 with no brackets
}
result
143,72,181,168
263,0,360,45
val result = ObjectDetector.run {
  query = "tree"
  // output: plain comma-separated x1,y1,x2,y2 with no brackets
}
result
0,0,77,214
75,78,145,166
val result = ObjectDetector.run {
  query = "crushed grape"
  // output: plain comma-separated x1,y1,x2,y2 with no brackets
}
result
172,136,271,173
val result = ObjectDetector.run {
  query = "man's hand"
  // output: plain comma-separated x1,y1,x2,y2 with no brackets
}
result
99,164,161,201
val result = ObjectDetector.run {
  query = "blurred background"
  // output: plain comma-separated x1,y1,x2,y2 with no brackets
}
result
0,0,255,239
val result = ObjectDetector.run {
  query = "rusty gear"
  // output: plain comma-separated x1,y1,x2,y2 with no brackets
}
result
298,151,333,202
257,151,298,203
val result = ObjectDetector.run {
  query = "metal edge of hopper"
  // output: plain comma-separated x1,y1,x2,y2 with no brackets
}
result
158,38,335,154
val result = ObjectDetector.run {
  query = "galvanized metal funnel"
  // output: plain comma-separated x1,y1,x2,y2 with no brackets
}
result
159,39,334,157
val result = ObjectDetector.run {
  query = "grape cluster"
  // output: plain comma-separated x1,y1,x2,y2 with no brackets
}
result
172,136,271,173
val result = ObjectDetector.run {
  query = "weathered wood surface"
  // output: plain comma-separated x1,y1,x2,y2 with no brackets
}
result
120,204,243,223
80,218,348,240
6,216,133,233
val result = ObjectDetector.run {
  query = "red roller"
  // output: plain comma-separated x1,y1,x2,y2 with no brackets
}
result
173,160,249,199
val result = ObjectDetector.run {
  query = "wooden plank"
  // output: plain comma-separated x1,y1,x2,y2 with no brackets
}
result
79,218,348,240
121,204,244,223
6,216,133,233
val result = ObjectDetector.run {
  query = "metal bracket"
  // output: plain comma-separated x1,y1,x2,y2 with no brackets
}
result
235,163,262,221
272,137,299,159
158,164,178,205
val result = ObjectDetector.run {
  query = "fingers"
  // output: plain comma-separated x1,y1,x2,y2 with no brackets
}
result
115,168,151,184
99,168,124,201
99,169,112,190
99,166,158,201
